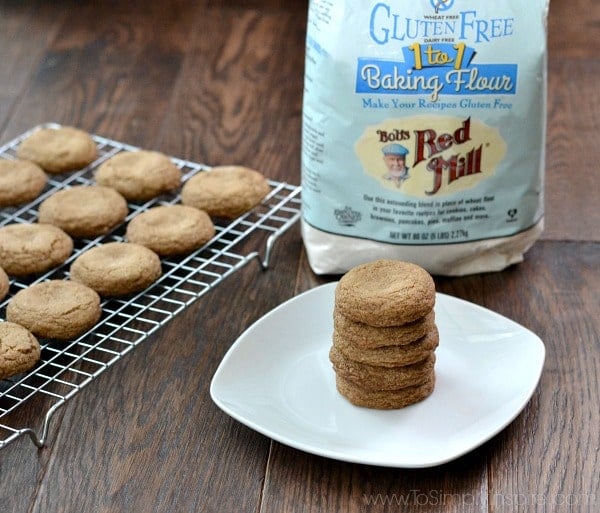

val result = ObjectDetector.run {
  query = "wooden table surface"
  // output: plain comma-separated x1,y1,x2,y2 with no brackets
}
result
1,1,598,511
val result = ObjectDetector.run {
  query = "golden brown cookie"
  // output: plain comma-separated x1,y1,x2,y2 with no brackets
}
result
6,280,101,340
333,326,439,367
38,185,128,238
0,223,73,277
125,205,215,256
334,309,436,348
0,159,47,207
70,242,162,297
181,165,270,219
0,322,41,379
330,346,435,391
16,126,97,174
95,150,181,201
0,266,9,302
335,372,435,409
335,259,436,327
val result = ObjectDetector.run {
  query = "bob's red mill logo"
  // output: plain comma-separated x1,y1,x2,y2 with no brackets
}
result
413,117,482,195
356,115,504,198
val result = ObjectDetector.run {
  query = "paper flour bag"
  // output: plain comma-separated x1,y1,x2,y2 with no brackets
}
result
301,0,549,275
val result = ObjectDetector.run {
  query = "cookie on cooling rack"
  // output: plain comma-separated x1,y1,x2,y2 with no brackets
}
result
95,150,181,201
181,165,271,219
70,242,162,297
0,266,9,302
38,185,128,238
0,322,41,380
126,204,215,256
0,223,73,277
16,126,98,174
6,280,101,340
0,159,47,207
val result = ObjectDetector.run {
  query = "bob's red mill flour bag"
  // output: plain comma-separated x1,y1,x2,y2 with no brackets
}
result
301,0,549,275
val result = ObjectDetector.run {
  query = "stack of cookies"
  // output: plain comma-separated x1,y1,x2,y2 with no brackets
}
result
330,259,438,409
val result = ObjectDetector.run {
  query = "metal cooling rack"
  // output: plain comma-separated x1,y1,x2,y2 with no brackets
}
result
0,123,301,450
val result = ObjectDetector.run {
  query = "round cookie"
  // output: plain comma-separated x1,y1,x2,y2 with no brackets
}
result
181,165,270,219
16,126,97,174
334,309,436,349
70,242,162,297
0,223,73,277
38,185,128,238
126,205,215,256
335,372,435,410
333,326,439,367
0,322,41,380
0,266,9,302
0,159,47,207
95,150,181,201
6,280,101,340
330,346,435,391
335,259,436,327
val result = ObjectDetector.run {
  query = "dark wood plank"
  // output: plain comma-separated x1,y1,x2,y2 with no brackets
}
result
542,0,600,241
548,0,600,58
1,0,199,147
156,4,306,179
261,444,489,512
483,242,599,513
543,57,600,242
0,1,68,133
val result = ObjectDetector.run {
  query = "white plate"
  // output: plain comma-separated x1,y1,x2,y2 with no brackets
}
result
210,283,545,468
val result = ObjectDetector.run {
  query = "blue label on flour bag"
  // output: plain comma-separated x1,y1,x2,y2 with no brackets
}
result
301,0,547,272
355,55,518,98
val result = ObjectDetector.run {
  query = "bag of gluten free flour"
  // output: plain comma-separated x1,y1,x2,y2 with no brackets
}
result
301,0,549,275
